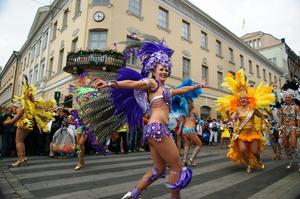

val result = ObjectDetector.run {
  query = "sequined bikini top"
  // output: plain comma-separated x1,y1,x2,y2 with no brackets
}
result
149,81,171,109
282,104,300,121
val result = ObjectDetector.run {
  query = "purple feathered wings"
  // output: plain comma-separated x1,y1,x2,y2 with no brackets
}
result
111,68,149,129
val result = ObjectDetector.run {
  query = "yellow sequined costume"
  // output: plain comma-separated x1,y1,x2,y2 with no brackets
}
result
217,69,274,168
221,128,231,139
14,83,55,132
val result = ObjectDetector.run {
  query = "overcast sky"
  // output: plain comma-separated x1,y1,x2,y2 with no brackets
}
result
0,0,299,67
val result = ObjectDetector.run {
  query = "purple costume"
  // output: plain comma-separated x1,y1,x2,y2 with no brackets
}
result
82,40,193,199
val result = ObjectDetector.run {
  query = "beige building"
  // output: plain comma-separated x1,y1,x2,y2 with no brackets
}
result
0,0,284,118
242,31,300,81
0,51,19,106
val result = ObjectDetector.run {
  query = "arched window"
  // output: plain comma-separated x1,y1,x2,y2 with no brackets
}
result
200,106,211,119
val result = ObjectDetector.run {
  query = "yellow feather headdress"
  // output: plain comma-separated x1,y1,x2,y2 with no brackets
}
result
217,69,275,114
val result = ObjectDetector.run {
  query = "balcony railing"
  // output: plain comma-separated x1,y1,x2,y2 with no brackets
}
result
64,49,126,74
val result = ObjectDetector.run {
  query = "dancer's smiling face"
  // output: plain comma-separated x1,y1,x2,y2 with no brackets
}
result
153,64,169,82
240,96,248,106
285,95,292,104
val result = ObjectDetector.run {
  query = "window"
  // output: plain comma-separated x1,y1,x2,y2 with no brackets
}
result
39,61,45,80
272,57,277,65
128,0,141,16
217,71,223,88
200,106,211,119
20,61,24,71
48,57,54,78
269,72,272,83
71,37,78,52
33,65,39,83
92,0,110,4
158,7,168,29
240,55,244,68
182,58,190,79
228,48,234,62
256,65,260,78
201,31,207,49
31,46,35,62
181,20,190,40
249,60,253,74
279,78,282,88
62,8,69,29
216,40,222,56
274,76,277,86
24,57,27,68
58,48,64,72
263,69,266,81
257,38,261,47
202,65,209,83
88,30,107,49
75,0,82,15
36,39,41,57
29,70,33,84
126,36,139,66
249,40,253,47
253,40,257,48
43,31,48,50
52,21,58,40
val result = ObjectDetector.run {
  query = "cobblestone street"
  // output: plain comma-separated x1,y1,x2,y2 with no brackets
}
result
1,146,299,199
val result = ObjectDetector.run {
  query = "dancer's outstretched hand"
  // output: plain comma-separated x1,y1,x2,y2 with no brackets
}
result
96,80,108,89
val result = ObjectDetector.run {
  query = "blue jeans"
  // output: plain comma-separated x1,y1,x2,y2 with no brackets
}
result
128,126,137,151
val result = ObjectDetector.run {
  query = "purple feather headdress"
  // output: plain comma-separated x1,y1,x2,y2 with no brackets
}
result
138,41,174,77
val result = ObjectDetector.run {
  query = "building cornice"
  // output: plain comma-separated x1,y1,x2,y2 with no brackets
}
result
27,6,50,39
159,0,284,75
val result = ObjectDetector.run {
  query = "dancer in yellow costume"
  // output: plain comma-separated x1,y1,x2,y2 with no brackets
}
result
220,119,231,146
4,76,55,167
217,69,275,173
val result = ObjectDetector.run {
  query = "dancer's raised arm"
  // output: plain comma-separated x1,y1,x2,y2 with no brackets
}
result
96,78,158,90
172,80,206,96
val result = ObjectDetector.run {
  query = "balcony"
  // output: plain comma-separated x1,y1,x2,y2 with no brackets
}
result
64,49,126,74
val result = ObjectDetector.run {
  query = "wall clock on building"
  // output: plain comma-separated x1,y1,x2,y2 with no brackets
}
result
94,11,105,22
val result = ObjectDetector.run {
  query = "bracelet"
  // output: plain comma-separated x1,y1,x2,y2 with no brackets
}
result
106,80,119,88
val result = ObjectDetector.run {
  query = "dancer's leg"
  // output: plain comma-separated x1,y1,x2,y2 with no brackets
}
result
149,137,183,199
135,144,166,191
12,128,28,167
289,131,298,169
185,134,202,166
183,135,190,165
282,133,293,168
75,134,87,170
238,140,251,172
250,140,264,170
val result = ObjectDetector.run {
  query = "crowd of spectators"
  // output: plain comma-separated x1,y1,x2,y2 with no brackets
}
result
1,104,233,159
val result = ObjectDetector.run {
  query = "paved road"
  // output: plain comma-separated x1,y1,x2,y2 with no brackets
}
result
0,146,299,199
